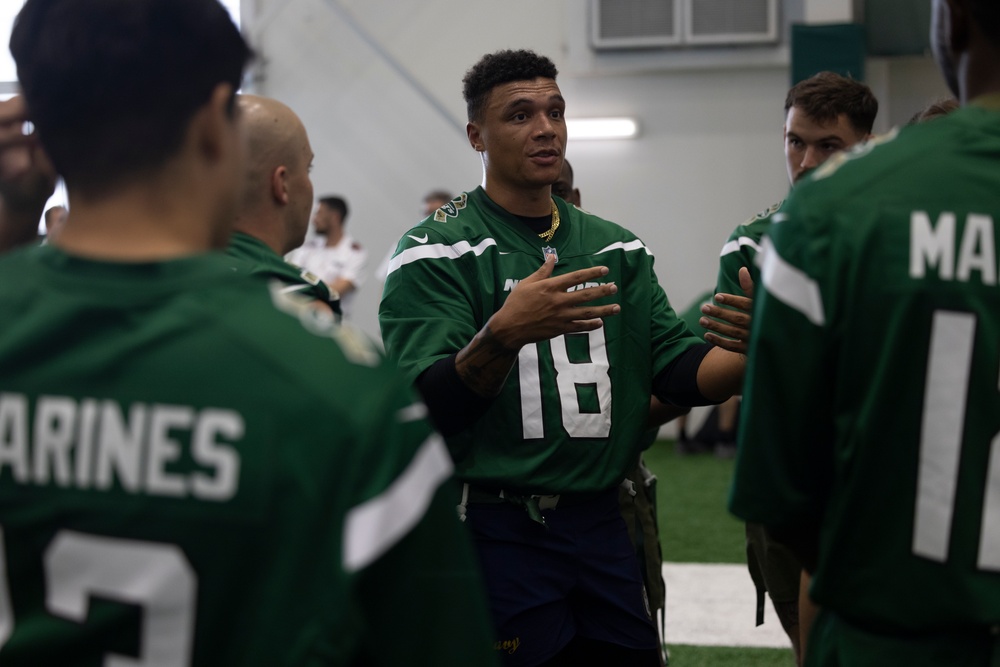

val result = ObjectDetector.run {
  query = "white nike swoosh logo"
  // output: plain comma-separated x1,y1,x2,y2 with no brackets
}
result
407,234,429,244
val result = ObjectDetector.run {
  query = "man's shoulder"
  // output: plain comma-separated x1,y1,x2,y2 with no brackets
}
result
205,280,400,411
426,190,477,226
232,282,379,357
718,200,784,261
564,204,646,252
416,190,492,240
227,242,332,303
387,190,498,268
796,120,961,206
730,200,785,242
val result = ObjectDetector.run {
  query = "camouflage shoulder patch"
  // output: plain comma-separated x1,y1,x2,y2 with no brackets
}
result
299,269,322,287
433,193,469,223
267,280,380,367
743,200,784,226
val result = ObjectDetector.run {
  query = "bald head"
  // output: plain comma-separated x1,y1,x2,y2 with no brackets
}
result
234,95,314,254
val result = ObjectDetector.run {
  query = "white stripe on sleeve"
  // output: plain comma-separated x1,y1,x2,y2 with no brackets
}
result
343,434,453,573
719,236,762,257
593,239,652,256
759,236,825,326
386,238,497,276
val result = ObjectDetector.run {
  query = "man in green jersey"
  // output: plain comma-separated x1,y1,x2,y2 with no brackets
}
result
553,157,672,664
225,94,340,316
380,49,751,666
717,72,877,664
717,72,877,298
0,1,498,665
730,0,1000,664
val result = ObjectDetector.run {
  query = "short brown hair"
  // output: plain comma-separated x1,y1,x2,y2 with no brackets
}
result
785,72,878,136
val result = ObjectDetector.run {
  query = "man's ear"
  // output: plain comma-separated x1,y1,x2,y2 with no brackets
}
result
192,83,237,163
271,165,289,205
467,122,484,152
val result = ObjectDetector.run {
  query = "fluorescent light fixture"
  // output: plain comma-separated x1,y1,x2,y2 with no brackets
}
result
567,117,640,140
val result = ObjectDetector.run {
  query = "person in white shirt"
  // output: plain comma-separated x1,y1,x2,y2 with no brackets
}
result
287,195,367,317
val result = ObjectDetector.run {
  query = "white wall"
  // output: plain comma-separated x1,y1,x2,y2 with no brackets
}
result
246,0,951,342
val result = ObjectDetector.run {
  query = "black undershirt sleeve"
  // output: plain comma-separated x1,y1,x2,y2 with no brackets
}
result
415,353,496,437
651,342,719,407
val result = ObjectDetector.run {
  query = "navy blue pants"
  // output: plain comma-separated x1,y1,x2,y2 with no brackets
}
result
465,489,660,666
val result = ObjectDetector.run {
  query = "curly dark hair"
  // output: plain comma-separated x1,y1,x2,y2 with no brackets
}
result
784,72,878,136
462,50,558,122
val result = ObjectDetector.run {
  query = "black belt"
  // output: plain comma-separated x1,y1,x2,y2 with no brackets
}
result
459,484,609,526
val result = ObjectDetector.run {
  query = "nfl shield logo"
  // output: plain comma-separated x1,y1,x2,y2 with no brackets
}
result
542,246,558,263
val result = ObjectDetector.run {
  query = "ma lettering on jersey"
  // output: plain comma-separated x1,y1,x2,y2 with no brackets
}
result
911,211,999,284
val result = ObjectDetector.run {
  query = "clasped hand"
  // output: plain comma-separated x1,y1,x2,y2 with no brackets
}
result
699,266,755,354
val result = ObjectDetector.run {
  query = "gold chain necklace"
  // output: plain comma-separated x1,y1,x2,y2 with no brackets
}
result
538,200,560,242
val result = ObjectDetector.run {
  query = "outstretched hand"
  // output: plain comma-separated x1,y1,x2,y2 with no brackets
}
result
488,254,621,350
700,266,754,354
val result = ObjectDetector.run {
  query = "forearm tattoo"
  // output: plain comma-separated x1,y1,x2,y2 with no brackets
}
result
455,324,519,397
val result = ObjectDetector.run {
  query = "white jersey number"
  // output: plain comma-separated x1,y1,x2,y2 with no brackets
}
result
0,527,196,666
912,310,1000,570
518,329,613,439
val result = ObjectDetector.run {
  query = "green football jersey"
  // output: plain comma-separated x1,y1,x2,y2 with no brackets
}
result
730,104,1000,633
716,200,784,297
379,187,701,494
0,245,497,666
225,231,335,308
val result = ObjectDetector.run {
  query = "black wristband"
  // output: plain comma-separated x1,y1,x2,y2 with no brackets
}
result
415,353,497,437
651,342,717,407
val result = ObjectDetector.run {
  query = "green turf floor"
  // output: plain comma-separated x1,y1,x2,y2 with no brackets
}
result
643,438,746,563
666,644,796,667
645,440,797,667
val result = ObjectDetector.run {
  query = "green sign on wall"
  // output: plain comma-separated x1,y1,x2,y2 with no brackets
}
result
791,23,866,86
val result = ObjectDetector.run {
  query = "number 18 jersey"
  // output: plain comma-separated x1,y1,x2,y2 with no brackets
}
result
379,187,701,494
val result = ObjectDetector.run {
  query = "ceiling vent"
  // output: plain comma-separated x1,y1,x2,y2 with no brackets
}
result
591,0,778,49
590,0,682,48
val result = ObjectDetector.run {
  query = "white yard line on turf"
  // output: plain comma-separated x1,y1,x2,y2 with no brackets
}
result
662,563,793,648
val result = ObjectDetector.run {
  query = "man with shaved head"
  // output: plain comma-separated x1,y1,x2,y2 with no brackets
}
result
225,94,339,314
